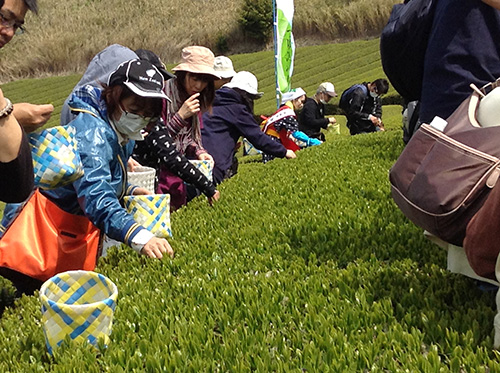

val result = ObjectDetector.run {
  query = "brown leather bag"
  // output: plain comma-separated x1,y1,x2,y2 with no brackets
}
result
390,80,500,246
464,182,500,280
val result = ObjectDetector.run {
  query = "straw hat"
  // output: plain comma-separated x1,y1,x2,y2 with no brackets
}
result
172,46,220,79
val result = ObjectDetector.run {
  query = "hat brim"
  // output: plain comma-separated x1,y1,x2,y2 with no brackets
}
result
223,82,263,98
326,91,338,97
172,63,220,79
158,67,175,80
216,70,236,79
124,81,172,102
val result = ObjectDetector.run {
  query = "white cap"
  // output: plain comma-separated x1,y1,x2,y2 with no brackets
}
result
317,82,337,97
281,88,306,104
214,56,236,79
224,71,263,98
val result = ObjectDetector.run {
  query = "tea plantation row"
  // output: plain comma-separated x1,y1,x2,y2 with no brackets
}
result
2,38,396,128
1,41,499,370
0,106,498,370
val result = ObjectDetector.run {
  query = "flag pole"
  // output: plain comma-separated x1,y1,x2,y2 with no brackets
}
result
272,0,280,110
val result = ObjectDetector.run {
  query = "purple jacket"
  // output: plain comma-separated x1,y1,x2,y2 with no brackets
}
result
201,87,287,184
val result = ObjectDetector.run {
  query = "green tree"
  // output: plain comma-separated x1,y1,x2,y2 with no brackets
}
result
239,0,273,44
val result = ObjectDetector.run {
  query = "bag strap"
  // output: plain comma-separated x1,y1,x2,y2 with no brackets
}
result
480,77,500,96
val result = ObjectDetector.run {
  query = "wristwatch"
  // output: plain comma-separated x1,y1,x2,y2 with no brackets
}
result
0,98,13,119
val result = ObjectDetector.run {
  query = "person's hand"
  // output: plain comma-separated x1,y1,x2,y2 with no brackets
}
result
127,158,142,172
285,149,296,159
368,114,380,125
140,236,174,259
12,103,54,132
328,116,337,124
132,187,153,195
208,190,220,206
0,88,6,108
198,152,214,162
178,93,201,120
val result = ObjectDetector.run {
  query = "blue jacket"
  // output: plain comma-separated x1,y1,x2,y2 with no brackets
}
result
44,85,143,246
201,87,287,183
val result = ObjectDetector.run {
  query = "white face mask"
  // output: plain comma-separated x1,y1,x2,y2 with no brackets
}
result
112,111,149,141
319,98,327,104
370,91,379,98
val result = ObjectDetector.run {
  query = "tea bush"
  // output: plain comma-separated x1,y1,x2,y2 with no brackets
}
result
1,43,499,371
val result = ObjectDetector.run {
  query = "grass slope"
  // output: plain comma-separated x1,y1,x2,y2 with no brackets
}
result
1,43,499,370
0,0,398,81
2,39,389,126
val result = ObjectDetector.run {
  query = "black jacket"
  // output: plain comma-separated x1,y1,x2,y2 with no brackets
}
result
298,97,329,139
345,83,382,135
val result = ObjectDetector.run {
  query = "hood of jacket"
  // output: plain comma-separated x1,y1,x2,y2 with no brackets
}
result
213,87,246,107
68,84,109,122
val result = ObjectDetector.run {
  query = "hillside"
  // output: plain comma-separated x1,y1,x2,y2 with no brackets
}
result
0,0,399,81
2,38,393,119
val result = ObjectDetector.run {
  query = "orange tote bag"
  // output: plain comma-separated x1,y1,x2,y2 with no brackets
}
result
0,189,101,281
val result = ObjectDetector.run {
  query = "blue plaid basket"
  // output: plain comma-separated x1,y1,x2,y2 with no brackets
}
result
29,125,84,189
242,138,262,156
123,194,172,238
189,160,214,181
39,270,118,355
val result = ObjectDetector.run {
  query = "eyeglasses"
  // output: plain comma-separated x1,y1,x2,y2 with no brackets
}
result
0,11,25,35
119,104,158,123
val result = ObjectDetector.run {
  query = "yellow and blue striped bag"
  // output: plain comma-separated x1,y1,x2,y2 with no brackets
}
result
29,125,84,189
123,194,172,238
39,270,118,355
189,160,214,181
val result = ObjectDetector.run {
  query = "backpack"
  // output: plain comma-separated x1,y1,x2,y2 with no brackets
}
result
380,0,437,102
339,84,368,112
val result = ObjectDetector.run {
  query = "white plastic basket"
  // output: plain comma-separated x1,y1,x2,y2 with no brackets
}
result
127,166,156,193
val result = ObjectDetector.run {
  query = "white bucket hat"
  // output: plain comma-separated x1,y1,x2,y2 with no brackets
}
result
281,88,306,104
224,71,263,98
214,56,236,79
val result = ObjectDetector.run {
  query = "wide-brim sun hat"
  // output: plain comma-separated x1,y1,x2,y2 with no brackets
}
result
108,59,171,101
281,88,306,104
223,71,264,98
214,56,236,79
172,46,220,79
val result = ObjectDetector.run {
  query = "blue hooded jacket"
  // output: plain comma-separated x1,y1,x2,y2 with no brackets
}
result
43,85,144,245
201,87,287,184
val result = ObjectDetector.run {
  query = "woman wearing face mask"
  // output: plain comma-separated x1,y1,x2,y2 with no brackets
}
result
262,88,322,163
42,59,174,260
145,46,219,210
342,78,389,136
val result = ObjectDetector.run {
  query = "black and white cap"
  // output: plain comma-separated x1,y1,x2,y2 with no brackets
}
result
108,59,170,101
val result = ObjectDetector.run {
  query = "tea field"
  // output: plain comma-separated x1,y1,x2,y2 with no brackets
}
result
2,38,394,125
0,41,499,371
